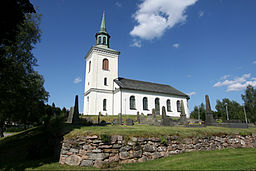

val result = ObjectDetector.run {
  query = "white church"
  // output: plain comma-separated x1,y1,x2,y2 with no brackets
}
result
83,13,190,117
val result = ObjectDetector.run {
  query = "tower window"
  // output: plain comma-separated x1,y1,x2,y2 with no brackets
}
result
104,77,107,86
103,37,106,45
102,58,109,70
98,36,101,44
89,61,91,72
143,97,148,110
167,99,171,112
103,99,107,111
130,96,136,110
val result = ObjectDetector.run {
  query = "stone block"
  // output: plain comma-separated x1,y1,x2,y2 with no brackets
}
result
113,144,122,149
86,135,98,139
70,148,79,153
92,149,102,153
65,154,82,166
109,154,119,162
88,153,105,160
103,149,119,153
143,144,156,152
120,146,131,152
80,160,93,166
98,145,112,149
94,160,106,168
132,150,142,158
138,156,147,163
120,151,129,160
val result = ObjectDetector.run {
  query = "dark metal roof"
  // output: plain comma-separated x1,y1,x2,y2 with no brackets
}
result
114,77,189,99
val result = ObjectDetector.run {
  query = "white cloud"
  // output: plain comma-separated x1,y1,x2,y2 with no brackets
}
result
253,60,256,64
74,77,82,84
130,0,198,40
130,39,142,48
198,10,204,17
115,2,122,7
213,73,256,92
221,74,231,80
187,91,196,96
173,43,180,48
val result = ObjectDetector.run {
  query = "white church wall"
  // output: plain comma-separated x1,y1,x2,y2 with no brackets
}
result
83,47,119,115
84,91,113,115
113,89,121,115
120,89,189,118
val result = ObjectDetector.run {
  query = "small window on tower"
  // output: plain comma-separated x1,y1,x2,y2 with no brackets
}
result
98,36,101,44
89,61,91,72
102,59,109,70
104,77,107,86
103,37,106,45
103,99,107,111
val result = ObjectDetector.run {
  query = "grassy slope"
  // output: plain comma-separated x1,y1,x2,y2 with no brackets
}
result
29,148,256,170
1,123,256,170
121,148,256,170
65,125,256,138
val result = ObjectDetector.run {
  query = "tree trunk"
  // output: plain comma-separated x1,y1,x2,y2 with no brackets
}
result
0,124,4,137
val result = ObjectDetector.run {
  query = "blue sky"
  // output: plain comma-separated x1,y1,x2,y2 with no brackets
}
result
30,0,256,113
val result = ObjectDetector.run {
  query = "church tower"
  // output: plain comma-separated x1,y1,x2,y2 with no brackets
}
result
83,13,120,115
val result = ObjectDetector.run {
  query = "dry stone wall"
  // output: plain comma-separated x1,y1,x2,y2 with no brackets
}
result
59,134,256,168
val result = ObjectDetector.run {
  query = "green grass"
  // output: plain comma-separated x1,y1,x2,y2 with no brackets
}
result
81,114,162,123
1,123,256,170
65,124,256,138
25,148,256,170
121,148,256,170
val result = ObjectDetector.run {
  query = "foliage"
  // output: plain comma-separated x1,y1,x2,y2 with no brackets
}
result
190,103,206,121
0,0,35,48
0,116,66,171
160,137,167,145
242,85,256,124
100,134,111,143
215,98,244,121
0,12,49,137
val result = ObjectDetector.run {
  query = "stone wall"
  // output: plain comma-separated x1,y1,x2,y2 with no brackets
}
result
59,134,256,168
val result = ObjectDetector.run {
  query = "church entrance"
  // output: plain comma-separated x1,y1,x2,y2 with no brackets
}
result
155,98,160,115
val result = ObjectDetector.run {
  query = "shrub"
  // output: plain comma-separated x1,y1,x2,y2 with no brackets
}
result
100,134,111,143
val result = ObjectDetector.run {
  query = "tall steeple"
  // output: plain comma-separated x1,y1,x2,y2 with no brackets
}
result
96,12,110,48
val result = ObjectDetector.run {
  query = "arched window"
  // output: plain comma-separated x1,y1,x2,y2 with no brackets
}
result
130,96,136,110
102,58,109,70
167,99,171,112
155,98,160,115
98,36,101,44
104,77,107,86
88,61,91,72
103,37,106,45
103,99,107,111
143,97,148,110
177,100,181,112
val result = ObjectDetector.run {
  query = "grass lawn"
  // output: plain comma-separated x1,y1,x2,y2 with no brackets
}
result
26,148,256,170
1,122,256,170
65,124,256,138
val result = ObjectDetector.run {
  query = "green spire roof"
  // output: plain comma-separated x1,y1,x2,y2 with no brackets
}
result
99,12,107,33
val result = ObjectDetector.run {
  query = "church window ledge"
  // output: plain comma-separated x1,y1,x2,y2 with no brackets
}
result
130,108,137,110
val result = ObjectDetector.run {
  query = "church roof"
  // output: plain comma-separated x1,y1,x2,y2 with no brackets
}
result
114,77,189,99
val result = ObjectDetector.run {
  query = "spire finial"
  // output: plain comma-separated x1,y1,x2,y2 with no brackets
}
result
100,11,107,33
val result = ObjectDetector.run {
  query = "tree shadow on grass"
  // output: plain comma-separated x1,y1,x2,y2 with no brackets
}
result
0,119,85,171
